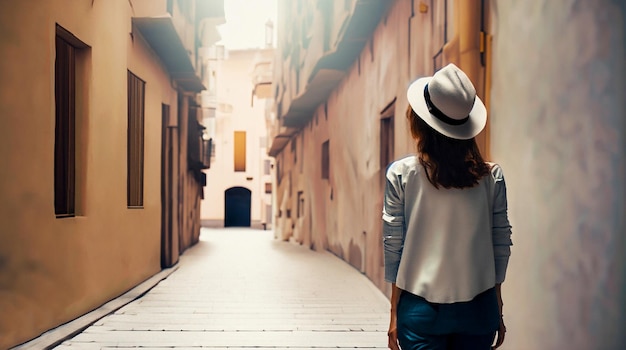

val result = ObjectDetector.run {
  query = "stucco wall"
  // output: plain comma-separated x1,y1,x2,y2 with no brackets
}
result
274,0,433,294
0,1,177,347
271,0,625,348
201,49,271,224
489,1,625,349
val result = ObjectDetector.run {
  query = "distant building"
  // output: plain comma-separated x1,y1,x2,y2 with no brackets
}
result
0,0,224,348
200,44,275,229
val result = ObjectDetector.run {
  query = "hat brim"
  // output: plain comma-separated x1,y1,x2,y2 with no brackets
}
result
407,77,487,140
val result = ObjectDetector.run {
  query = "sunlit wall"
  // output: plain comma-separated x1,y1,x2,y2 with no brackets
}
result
200,49,273,227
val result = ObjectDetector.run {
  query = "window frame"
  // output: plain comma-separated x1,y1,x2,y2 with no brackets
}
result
321,140,330,180
380,99,396,185
54,25,88,218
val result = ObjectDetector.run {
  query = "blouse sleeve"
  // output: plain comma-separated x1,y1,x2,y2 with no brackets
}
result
491,164,513,283
382,164,405,283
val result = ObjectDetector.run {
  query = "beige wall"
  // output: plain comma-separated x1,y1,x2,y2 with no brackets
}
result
0,1,187,347
272,0,447,295
201,49,273,225
271,0,625,348
489,0,625,348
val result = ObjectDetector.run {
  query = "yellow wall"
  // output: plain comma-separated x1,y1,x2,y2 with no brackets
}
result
0,1,179,347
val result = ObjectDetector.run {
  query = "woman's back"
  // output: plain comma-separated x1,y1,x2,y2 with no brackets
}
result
386,155,498,303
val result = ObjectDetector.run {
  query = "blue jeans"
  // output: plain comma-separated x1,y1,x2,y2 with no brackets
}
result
397,288,499,350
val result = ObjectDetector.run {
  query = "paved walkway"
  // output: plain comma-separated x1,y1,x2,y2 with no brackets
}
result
54,228,390,349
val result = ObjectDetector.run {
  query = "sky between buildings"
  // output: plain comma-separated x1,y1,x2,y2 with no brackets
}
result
217,0,278,50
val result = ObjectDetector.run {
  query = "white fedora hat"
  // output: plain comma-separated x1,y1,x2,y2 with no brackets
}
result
407,63,487,140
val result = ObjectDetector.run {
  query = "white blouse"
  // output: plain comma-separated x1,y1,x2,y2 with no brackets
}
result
382,155,512,303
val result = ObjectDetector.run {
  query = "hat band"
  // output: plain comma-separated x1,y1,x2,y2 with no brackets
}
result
424,84,470,126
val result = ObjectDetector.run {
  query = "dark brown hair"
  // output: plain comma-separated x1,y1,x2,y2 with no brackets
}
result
406,105,490,189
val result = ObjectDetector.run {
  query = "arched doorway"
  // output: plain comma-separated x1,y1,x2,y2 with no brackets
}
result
224,187,251,227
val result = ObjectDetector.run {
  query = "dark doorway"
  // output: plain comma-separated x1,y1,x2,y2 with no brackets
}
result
224,187,251,227
161,104,177,268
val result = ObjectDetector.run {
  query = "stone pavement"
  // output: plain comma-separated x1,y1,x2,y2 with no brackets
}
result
53,228,390,349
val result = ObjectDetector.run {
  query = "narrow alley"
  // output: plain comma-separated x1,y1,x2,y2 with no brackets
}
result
1,1,624,349
52,228,389,349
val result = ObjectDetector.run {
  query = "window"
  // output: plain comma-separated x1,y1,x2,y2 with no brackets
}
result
188,107,202,168
265,204,272,224
127,71,145,208
54,25,88,217
297,191,304,218
380,99,395,183
291,138,297,164
265,182,272,194
321,140,329,179
299,133,304,173
276,160,282,184
202,139,212,169
264,159,271,175
234,131,246,171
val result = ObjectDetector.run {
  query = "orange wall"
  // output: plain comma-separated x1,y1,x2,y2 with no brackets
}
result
0,1,180,347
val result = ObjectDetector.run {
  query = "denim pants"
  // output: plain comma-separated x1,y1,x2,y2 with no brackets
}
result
397,288,499,350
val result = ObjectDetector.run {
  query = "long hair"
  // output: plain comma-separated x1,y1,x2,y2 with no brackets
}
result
406,105,490,189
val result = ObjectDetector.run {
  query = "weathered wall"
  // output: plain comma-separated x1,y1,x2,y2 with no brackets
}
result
272,0,625,348
274,0,436,294
0,1,177,347
489,0,626,349
201,49,272,225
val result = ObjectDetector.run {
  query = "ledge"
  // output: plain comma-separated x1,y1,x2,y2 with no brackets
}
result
133,16,205,92
280,0,391,128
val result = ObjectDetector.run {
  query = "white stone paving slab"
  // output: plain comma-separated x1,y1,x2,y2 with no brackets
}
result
53,228,390,349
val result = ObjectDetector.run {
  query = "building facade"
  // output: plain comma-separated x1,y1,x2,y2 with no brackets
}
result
0,0,224,348
200,47,275,229
268,0,625,349
270,0,489,292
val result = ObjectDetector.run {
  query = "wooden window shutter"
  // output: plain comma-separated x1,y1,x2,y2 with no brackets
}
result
127,71,145,207
234,131,246,172
321,140,329,179
54,35,76,216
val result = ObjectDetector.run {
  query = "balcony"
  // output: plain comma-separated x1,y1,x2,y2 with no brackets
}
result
132,0,225,93
133,16,205,92
268,0,391,156
281,0,390,127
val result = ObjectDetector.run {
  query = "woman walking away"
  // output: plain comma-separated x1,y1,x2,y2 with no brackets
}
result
383,63,512,350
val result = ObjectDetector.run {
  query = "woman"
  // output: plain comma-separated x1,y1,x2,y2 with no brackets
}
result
383,63,512,350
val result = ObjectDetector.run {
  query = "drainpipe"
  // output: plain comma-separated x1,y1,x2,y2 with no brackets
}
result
457,0,482,86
